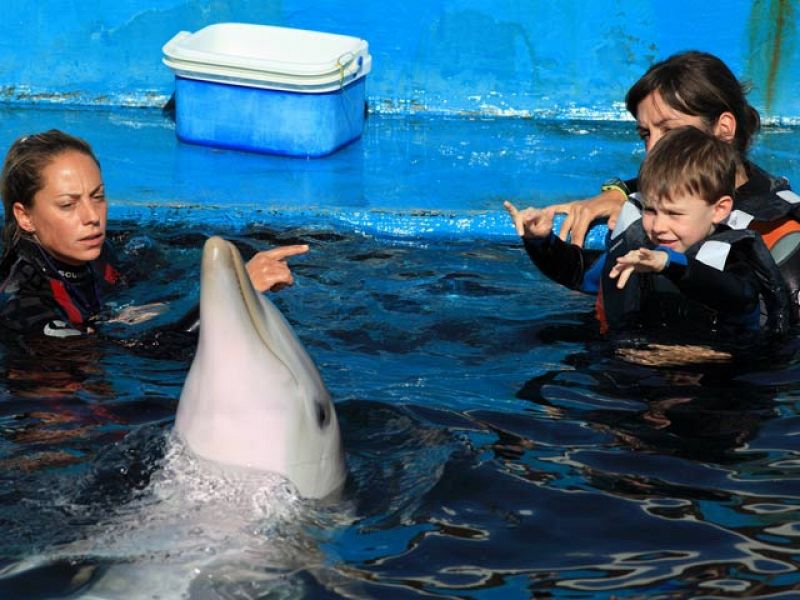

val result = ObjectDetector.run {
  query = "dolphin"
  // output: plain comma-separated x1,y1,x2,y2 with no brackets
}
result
175,236,346,499
0,236,347,597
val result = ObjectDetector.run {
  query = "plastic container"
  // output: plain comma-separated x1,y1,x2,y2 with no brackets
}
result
163,23,372,157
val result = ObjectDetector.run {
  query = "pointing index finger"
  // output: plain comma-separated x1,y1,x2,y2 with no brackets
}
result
503,201,524,236
261,244,310,261
503,200,520,220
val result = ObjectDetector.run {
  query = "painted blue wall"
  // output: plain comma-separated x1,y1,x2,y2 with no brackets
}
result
1,0,798,120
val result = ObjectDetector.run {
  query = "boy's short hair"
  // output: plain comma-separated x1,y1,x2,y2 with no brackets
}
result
638,126,738,205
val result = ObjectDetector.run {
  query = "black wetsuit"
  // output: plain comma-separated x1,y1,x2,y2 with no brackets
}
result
624,161,800,318
0,237,121,338
0,237,201,343
524,196,792,336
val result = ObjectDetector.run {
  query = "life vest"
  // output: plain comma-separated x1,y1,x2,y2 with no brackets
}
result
724,163,800,318
622,164,800,320
597,196,792,336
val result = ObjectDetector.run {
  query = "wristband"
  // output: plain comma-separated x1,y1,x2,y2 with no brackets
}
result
600,177,630,199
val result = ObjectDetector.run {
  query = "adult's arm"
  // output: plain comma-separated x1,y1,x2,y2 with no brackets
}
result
177,243,311,333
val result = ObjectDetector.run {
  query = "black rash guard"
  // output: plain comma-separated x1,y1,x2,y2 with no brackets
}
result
0,237,201,341
0,237,120,338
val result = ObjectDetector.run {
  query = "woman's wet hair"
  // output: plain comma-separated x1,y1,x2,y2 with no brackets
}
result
638,126,738,206
625,51,760,157
0,129,100,259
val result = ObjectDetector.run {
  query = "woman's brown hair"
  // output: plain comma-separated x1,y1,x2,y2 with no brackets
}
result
625,51,760,158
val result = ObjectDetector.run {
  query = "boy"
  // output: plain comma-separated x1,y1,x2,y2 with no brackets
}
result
505,126,792,336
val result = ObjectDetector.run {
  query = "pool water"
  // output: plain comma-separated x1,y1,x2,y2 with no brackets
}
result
0,222,798,598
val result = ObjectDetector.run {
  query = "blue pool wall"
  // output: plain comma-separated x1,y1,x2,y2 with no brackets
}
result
3,1,799,121
1,2,799,242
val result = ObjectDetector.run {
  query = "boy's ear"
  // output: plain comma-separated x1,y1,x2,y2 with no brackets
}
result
713,112,737,144
712,195,733,224
13,203,35,233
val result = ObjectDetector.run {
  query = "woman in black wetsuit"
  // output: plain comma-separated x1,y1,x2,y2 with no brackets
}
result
0,129,308,339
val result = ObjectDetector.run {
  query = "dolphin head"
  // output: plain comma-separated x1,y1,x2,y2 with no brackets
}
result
175,236,346,498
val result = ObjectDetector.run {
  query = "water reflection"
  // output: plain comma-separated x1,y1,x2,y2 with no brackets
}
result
0,338,123,472
0,229,799,597
493,329,800,596
516,345,779,462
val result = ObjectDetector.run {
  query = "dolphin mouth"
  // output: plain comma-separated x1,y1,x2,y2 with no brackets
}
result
203,236,291,373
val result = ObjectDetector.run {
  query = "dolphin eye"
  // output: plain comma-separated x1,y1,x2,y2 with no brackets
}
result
316,401,329,428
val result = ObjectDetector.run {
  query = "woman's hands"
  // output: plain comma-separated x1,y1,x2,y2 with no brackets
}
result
608,247,668,289
546,189,627,247
505,188,627,246
246,244,309,292
503,201,556,239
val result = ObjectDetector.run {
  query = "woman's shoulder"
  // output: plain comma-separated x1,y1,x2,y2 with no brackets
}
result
0,264,67,338
0,239,70,322
740,161,792,195
732,161,797,223
0,239,47,287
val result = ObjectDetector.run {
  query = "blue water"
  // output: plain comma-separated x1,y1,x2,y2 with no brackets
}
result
0,224,798,598
0,112,799,598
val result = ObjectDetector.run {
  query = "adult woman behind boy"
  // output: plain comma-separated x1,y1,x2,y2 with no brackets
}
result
543,51,800,317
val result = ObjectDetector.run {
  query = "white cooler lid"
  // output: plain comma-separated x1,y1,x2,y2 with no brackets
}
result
163,23,371,93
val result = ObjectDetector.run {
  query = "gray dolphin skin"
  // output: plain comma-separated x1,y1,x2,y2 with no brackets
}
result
175,236,346,498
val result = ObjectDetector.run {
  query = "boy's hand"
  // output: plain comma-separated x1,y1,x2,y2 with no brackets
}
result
503,201,556,239
608,247,668,289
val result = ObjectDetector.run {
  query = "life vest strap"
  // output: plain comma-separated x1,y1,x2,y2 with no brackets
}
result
750,217,800,254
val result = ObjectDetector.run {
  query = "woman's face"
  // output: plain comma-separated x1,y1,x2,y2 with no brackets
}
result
14,150,107,265
635,91,711,153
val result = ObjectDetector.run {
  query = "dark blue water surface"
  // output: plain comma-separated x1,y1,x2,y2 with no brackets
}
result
0,223,798,599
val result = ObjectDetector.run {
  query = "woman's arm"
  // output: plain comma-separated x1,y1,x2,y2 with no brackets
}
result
523,234,605,292
111,243,311,335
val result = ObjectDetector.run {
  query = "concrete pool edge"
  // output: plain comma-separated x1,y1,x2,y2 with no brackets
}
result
109,203,521,241
108,203,611,248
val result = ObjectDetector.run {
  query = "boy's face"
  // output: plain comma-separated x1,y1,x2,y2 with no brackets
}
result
641,191,732,253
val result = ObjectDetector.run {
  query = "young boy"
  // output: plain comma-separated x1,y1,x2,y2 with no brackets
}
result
505,126,792,336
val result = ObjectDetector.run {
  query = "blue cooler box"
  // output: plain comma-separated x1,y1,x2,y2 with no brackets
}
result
163,23,372,158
